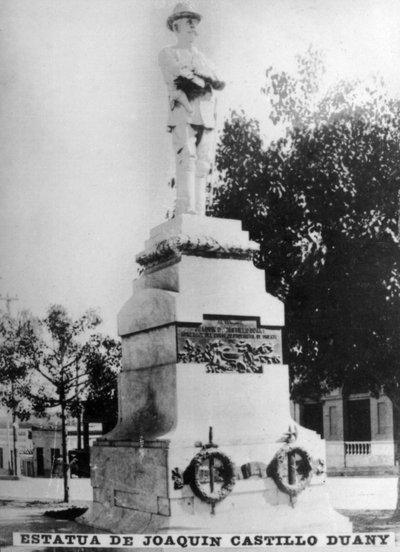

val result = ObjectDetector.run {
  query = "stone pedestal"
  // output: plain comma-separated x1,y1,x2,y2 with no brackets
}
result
87,215,351,535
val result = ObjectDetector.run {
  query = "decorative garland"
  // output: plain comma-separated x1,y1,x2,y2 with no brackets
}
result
136,234,259,269
267,444,314,498
185,449,236,505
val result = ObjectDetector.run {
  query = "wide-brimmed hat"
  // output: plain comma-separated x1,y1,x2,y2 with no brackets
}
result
167,2,202,31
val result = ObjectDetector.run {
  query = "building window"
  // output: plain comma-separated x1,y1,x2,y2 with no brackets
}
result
0,447,3,469
377,402,387,434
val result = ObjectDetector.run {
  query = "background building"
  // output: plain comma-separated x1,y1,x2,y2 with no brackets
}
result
292,389,397,475
0,419,33,477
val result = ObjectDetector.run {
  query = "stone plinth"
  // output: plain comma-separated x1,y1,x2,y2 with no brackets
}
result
86,215,351,535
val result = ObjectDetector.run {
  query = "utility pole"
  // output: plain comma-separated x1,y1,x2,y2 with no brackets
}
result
0,292,20,476
0,293,19,317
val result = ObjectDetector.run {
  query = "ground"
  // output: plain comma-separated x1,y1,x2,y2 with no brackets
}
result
341,510,400,534
1,477,400,551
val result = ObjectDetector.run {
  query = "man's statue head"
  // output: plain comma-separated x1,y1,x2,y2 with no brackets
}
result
167,3,202,46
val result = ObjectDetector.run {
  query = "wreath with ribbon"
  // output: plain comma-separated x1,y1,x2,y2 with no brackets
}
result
267,444,313,498
185,449,236,505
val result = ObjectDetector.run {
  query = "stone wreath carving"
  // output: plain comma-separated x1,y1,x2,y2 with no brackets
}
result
267,444,314,498
184,449,236,506
136,234,258,269
178,338,281,373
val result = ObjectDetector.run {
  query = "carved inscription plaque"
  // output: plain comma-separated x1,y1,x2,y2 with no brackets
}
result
177,319,282,373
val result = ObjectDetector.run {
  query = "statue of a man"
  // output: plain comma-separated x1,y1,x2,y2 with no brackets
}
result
159,2,225,216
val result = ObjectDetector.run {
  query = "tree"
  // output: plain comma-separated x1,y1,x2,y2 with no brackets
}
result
19,305,103,501
0,311,39,474
66,335,121,450
83,335,121,434
0,305,121,491
212,49,400,511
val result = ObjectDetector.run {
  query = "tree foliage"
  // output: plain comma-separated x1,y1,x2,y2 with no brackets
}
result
83,335,121,433
22,305,102,412
0,311,32,383
212,48,400,405
0,311,40,421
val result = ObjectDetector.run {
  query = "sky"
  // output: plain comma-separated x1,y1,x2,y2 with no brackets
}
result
1,0,400,336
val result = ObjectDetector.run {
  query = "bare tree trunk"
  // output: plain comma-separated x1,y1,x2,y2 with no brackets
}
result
77,411,82,450
75,362,82,450
10,381,19,477
60,392,69,503
12,411,20,477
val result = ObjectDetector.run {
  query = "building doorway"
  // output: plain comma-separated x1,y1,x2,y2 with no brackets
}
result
36,447,44,476
345,399,371,441
301,402,324,437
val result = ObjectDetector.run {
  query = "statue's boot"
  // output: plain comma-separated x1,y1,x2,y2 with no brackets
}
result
194,176,207,215
175,170,196,215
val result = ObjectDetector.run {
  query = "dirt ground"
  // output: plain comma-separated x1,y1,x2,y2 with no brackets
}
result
0,499,101,551
340,509,400,538
1,500,400,551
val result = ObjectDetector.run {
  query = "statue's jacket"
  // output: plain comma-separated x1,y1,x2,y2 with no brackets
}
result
158,45,220,129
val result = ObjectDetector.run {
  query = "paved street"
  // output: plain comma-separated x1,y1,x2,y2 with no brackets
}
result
327,476,398,510
0,476,92,503
0,476,399,552
0,475,398,510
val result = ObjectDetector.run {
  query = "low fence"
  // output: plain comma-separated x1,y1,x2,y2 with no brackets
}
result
344,441,371,455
